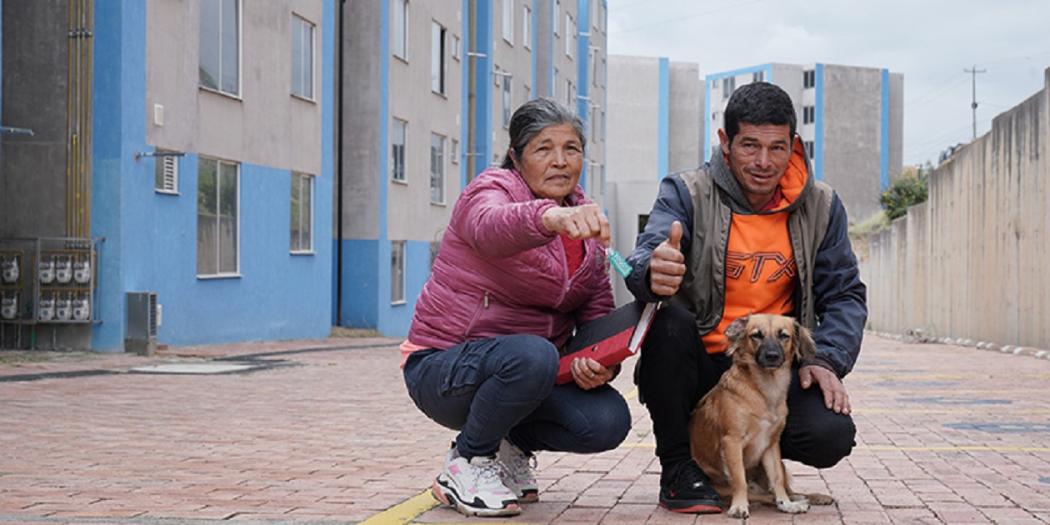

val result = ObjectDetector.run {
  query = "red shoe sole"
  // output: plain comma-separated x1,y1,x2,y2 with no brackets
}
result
661,502,722,514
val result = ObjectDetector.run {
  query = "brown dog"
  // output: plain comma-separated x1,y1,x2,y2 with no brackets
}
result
688,314,834,518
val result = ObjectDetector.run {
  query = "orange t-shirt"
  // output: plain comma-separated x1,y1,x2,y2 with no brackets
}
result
701,212,796,353
701,144,808,354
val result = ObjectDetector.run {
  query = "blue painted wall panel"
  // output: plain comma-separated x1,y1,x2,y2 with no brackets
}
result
378,240,431,337
92,1,335,350
576,0,590,191
338,239,379,327
880,68,890,191
814,63,825,181
92,1,147,351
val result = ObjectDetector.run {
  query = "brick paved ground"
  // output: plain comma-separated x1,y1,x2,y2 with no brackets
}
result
1,334,1049,524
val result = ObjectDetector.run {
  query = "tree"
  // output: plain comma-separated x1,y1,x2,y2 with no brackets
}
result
880,166,929,220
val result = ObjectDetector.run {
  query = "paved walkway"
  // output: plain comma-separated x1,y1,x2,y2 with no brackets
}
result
1,334,1049,524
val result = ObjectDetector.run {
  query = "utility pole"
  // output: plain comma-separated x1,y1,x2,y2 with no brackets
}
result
964,65,987,141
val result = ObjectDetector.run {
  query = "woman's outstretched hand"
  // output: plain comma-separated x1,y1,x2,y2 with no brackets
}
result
541,203,610,246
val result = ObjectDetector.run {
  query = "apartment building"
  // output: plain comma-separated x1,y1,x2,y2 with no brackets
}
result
0,1,335,350
335,0,608,336
705,63,903,221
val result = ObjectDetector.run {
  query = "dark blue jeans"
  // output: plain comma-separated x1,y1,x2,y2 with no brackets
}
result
403,334,632,460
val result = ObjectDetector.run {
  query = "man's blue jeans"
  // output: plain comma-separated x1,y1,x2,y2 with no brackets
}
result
403,334,632,460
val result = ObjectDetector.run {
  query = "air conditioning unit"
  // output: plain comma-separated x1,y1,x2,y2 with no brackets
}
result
125,292,158,355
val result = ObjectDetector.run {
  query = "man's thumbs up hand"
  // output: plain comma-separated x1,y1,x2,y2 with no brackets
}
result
649,220,686,297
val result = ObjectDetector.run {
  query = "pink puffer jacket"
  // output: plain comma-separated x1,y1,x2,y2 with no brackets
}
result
408,167,615,350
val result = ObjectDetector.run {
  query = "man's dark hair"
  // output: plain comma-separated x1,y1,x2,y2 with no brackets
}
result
723,82,796,145
501,98,585,169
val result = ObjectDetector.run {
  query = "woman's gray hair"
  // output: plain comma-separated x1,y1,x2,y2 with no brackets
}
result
501,98,586,169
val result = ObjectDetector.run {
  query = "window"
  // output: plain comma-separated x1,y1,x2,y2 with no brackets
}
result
197,158,239,276
752,71,764,83
803,105,815,124
431,22,446,94
522,4,531,49
804,141,815,159
451,138,459,164
803,69,815,89
722,77,735,100
430,133,445,204
502,0,514,44
566,14,575,58
429,242,440,269
553,0,560,35
502,76,512,128
566,79,574,107
392,118,407,182
291,15,315,99
290,172,313,253
199,0,240,95
392,0,408,60
451,34,461,61
391,241,405,304
154,152,179,194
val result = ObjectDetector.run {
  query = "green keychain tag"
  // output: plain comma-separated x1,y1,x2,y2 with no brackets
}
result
606,248,632,279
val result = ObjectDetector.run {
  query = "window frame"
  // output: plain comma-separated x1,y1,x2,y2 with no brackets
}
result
391,240,406,305
501,75,513,129
198,0,242,98
502,0,514,45
392,0,409,62
430,133,446,205
196,157,241,279
522,4,532,50
565,13,575,58
291,14,316,101
431,21,447,95
391,117,408,183
290,172,315,254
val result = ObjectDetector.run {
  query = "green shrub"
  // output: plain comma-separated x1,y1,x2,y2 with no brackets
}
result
880,167,929,220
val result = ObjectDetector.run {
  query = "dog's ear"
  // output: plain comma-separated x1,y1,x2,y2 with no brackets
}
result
793,320,817,363
724,315,750,342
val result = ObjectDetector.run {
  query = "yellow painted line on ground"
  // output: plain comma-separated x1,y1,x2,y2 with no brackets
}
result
854,408,1050,415
621,442,1050,453
857,444,1050,453
358,489,439,525
623,387,638,400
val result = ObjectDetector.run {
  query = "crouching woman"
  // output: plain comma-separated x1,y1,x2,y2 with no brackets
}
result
401,98,631,517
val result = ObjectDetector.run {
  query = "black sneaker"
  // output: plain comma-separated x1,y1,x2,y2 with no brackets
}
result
658,460,722,514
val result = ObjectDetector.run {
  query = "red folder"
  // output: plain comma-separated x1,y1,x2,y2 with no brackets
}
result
556,301,659,385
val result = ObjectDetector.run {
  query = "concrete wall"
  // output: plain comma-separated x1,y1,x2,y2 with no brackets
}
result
607,55,701,305
860,69,1049,349
823,64,883,221
888,72,904,183
492,0,533,169
668,62,701,172
0,0,69,238
607,56,658,183
341,0,382,240
388,0,460,241
146,1,324,176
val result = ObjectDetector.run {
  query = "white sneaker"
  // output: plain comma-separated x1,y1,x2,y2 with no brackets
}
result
497,438,539,502
431,446,520,517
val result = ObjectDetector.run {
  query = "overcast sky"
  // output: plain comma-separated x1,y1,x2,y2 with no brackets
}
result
606,0,1050,166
